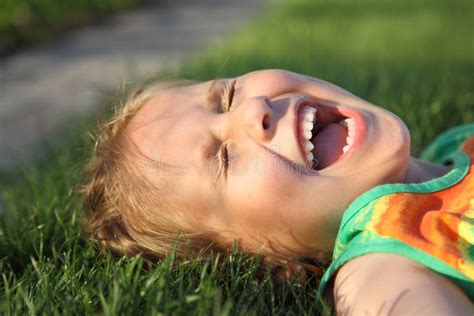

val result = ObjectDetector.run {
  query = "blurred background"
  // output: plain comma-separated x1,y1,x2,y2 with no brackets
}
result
1,0,145,55
0,0,268,169
0,1,473,313
1,0,473,170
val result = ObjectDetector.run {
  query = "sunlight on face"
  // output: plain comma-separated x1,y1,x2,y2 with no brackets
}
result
126,69,410,255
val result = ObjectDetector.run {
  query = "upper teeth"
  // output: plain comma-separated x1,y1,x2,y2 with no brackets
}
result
299,106,356,167
299,106,317,164
339,118,355,153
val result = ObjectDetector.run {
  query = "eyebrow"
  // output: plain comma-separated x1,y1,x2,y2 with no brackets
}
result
195,134,222,188
207,78,224,107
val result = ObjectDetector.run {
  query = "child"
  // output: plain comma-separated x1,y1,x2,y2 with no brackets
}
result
82,69,473,314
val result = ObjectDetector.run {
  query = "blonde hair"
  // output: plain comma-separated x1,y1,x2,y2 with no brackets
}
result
82,80,222,261
81,79,329,278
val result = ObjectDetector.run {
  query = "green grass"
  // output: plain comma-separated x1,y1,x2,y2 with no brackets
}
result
1,0,473,314
0,0,145,55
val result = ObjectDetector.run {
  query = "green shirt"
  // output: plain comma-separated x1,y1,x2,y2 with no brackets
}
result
318,123,474,303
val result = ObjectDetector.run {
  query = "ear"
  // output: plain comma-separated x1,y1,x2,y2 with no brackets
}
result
274,261,308,286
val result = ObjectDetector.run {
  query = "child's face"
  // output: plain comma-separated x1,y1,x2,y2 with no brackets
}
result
127,70,410,254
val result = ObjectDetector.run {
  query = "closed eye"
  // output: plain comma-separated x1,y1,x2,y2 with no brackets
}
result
221,79,236,112
217,79,236,179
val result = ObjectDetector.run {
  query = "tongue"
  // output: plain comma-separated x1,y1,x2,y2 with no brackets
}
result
312,123,347,169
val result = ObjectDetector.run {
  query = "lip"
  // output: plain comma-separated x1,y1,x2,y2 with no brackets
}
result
294,97,367,172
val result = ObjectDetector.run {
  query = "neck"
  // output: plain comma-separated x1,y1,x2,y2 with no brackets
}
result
404,157,453,184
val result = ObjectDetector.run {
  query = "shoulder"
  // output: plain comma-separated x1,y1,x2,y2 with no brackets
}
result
420,123,474,164
333,253,473,316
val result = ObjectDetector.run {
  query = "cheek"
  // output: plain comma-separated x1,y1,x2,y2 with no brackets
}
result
225,166,303,229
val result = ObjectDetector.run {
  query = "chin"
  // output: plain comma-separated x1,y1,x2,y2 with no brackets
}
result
344,105,411,194
378,109,411,184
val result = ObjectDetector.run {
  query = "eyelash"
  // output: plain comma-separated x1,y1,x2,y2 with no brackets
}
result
219,143,230,178
219,79,236,177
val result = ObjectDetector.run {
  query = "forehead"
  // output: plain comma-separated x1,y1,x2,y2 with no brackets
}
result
124,81,223,221
129,82,205,128
127,82,213,159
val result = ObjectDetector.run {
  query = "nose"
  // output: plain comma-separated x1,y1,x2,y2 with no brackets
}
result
233,96,275,141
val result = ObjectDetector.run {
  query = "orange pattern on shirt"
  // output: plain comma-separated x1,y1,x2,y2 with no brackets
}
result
367,137,474,279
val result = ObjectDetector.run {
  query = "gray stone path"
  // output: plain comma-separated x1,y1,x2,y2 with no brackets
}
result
0,0,268,169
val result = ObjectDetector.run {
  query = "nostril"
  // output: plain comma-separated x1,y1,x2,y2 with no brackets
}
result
262,114,271,130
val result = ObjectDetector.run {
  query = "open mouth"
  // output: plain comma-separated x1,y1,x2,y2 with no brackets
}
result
297,102,355,171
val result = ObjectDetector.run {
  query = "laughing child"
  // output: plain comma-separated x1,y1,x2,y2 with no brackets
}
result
82,69,474,314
